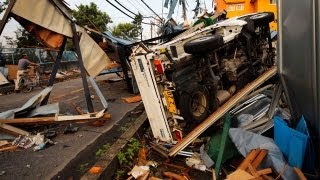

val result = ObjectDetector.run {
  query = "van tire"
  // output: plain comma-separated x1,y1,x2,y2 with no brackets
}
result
249,12,274,26
179,85,215,126
184,35,224,54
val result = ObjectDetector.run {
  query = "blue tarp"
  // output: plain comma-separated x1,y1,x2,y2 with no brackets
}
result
274,116,311,169
102,31,133,46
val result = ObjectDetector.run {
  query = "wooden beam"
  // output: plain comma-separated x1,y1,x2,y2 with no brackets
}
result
252,149,268,169
169,67,277,156
0,145,18,152
293,167,307,180
238,149,261,171
256,168,272,176
0,111,110,125
0,123,30,136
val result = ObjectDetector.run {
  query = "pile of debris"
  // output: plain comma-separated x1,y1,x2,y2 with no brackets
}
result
98,79,314,180
0,87,110,152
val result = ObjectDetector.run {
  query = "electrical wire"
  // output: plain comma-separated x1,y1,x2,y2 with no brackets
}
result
127,0,142,13
114,0,137,16
105,0,153,25
132,0,150,13
126,0,148,18
140,0,162,21
105,0,134,19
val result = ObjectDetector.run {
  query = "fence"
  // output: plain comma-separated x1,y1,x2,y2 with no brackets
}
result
0,48,77,65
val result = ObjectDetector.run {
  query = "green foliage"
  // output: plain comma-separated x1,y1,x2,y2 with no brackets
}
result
116,138,141,165
112,23,138,39
112,13,143,39
117,151,127,165
78,162,89,174
15,28,42,48
115,170,125,180
73,2,112,32
96,143,111,158
4,28,42,48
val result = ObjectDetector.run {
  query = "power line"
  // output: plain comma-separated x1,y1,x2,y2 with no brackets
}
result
105,0,153,25
114,0,137,16
132,0,150,13
127,0,147,17
126,0,140,12
105,0,134,19
140,0,162,21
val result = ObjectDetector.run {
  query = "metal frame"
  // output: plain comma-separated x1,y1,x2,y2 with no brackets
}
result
1,1,96,113
71,23,94,113
0,0,16,35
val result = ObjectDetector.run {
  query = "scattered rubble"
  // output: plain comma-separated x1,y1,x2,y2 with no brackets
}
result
0,87,111,153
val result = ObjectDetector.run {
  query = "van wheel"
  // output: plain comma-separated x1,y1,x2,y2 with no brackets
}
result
249,12,274,26
179,85,215,126
183,35,224,54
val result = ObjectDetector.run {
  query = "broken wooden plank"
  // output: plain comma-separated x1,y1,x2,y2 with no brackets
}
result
0,140,9,148
0,111,110,125
0,145,18,152
0,123,30,136
252,149,268,169
248,163,258,176
169,67,277,156
238,149,261,171
163,172,185,180
227,169,255,180
293,167,307,180
122,95,142,103
256,168,272,176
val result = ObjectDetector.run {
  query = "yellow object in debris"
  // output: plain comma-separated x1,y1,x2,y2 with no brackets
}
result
163,90,178,114
159,48,167,54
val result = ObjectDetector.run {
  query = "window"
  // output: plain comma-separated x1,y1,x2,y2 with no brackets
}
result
235,4,244,11
227,5,235,12
270,0,277,4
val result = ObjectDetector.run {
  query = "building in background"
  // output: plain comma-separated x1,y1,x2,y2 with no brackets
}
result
215,0,277,30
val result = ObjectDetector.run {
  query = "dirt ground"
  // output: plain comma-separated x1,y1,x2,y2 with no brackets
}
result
0,73,141,180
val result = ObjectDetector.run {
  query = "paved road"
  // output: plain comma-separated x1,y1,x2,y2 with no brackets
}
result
0,74,141,180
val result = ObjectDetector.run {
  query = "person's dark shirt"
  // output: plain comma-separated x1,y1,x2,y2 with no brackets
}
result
18,58,31,70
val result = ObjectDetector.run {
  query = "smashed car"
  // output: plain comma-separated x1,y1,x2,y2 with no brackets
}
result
131,12,276,142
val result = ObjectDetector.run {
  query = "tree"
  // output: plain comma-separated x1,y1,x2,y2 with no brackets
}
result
112,14,143,40
73,2,112,32
15,28,42,48
4,28,42,48
112,23,139,39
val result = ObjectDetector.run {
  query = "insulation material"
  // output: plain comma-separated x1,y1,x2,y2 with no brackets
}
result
11,0,73,37
77,27,112,77
13,16,64,49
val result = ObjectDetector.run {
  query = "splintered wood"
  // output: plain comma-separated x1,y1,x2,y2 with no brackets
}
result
169,67,277,156
227,149,271,180
122,95,142,103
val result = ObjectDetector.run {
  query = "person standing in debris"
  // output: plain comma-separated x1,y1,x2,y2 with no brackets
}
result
15,54,38,92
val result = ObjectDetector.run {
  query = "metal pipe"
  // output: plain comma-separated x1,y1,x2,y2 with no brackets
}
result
89,76,108,109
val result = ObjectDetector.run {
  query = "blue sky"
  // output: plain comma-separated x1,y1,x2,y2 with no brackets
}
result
0,0,213,46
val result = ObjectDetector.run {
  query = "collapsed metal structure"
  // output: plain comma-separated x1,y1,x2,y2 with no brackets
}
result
0,0,113,112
